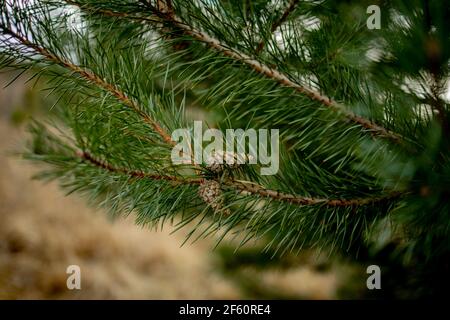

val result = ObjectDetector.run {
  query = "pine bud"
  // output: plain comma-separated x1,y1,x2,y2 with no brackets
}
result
205,151,252,173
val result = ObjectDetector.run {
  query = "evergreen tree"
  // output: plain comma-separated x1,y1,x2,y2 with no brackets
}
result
1,0,449,298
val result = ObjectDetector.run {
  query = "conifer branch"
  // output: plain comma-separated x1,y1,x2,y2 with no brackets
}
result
224,179,402,207
0,24,174,145
255,0,300,53
77,150,202,183
65,0,401,142
2,0,447,276
78,151,401,208
144,8,402,142
2,2,405,210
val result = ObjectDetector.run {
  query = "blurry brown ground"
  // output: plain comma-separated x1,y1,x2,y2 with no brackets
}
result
0,74,350,299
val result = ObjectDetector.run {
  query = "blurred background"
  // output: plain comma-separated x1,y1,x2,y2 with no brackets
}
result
0,72,366,299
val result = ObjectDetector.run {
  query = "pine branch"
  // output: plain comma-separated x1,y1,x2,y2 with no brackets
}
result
1,1,405,214
224,179,403,207
78,150,202,183
0,23,174,145
78,150,401,208
255,0,300,53
2,0,448,274
65,0,401,142
145,7,402,141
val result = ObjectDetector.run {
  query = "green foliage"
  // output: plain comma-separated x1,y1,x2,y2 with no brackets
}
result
1,0,449,296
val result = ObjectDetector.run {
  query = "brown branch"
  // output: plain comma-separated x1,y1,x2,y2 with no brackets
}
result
78,151,402,208
0,24,174,145
256,0,300,53
225,179,402,207
77,150,203,184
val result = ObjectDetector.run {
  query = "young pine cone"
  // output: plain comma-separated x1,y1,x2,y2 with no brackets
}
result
205,151,248,173
198,180,230,214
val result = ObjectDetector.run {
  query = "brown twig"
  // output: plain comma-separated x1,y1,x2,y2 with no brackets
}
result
224,179,402,207
78,150,202,184
256,0,300,53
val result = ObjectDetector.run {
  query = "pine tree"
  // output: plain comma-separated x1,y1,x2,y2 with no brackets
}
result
1,0,449,298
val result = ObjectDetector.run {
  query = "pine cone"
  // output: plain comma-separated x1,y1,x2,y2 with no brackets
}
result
198,180,230,214
205,151,248,173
